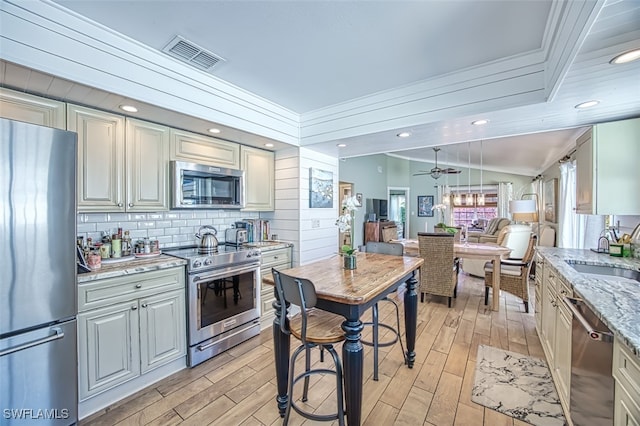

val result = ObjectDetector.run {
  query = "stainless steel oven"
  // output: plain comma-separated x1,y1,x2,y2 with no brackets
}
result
165,245,261,367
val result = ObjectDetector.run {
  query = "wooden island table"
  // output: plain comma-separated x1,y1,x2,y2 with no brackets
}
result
392,239,511,311
263,252,423,425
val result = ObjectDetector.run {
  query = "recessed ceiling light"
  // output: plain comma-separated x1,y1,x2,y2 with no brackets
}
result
610,48,640,64
397,132,411,138
337,143,347,148
471,119,489,126
208,128,221,134
119,105,138,113
264,143,274,148
575,100,600,109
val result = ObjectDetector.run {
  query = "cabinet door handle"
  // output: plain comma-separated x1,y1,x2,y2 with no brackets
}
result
135,284,142,289
117,202,123,207
141,303,148,308
129,203,134,207
131,305,138,310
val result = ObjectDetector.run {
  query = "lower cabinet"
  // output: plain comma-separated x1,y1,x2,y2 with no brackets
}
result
77,267,186,408
613,337,640,426
259,244,292,330
537,263,572,416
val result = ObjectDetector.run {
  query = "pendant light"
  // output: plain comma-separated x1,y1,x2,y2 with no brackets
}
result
477,139,486,206
465,142,474,206
453,146,462,205
443,148,450,205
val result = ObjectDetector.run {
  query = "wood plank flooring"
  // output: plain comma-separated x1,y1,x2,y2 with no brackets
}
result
81,272,544,426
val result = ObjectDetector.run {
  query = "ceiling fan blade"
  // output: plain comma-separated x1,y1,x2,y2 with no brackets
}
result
412,172,432,176
442,168,462,174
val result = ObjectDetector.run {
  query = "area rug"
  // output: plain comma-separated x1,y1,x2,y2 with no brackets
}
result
471,345,565,426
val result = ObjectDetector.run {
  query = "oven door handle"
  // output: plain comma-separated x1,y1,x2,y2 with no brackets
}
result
192,263,260,282
563,296,613,342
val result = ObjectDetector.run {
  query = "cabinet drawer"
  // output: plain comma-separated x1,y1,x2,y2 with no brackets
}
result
79,267,185,312
615,382,640,426
170,128,240,168
261,249,291,268
614,338,640,400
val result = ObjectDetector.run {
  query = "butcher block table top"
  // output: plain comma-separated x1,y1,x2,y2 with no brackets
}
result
262,252,423,304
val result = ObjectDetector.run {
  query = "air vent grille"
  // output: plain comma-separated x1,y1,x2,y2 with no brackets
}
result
162,36,225,72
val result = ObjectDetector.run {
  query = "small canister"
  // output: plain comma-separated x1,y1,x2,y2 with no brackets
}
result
151,239,160,253
99,243,111,259
111,238,122,258
143,237,151,254
87,252,101,269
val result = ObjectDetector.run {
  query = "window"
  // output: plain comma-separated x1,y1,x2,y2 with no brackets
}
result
451,192,498,228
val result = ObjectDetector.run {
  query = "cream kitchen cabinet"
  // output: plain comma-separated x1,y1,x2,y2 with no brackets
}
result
69,104,169,212
613,337,640,426
77,267,186,402
575,117,640,215
259,244,292,330
0,87,66,129
170,128,240,168
537,262,572,415
241,146,275,211
533,251,544,334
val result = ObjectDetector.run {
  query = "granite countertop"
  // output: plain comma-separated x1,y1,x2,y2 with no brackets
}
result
77,254,187,283
536,247,640,357
245,241,293,251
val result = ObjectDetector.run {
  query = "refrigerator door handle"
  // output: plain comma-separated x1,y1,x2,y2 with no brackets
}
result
563,297,613,342
0,327,65,357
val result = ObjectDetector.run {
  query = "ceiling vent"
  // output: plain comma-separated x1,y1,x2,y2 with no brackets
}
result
162,35,225,72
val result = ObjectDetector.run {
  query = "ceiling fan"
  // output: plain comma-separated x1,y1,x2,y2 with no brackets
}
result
413,147,462,179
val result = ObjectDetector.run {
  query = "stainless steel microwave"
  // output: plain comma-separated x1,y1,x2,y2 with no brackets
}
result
170,161,245,209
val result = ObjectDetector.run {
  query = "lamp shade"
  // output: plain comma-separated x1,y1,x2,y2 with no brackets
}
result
509,199,538,222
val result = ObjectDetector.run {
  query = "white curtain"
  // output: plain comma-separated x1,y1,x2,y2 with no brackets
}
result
497,182,513,218
559,161,604,248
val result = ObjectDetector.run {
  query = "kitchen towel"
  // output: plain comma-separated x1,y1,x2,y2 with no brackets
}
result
471,345,565,426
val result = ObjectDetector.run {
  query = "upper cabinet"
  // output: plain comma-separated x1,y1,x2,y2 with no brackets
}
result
241,146,275,211
170,128,240,169
69,105,169,212
126,118,170,212
575,117,640,215
0,87,66,129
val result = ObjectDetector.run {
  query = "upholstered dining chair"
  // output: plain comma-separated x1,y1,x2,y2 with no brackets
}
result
272,268,345,425
484,233,537,313
362,241,406,381
417,233,459,307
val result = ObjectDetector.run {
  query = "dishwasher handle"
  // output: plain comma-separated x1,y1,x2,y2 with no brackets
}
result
563,297,613,343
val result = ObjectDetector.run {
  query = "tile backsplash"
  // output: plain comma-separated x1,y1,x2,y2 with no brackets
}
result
77,210,261,248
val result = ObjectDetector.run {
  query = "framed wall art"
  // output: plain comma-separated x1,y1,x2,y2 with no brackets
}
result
417,195,434,217
544,178,558,223
309,168,334,208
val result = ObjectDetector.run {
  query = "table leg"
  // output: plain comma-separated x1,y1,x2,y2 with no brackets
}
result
342,318,364,425
404,273,418,368
492,256,500,311
272,289,290,417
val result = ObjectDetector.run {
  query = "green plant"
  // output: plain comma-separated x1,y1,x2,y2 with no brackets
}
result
341,244,356,256
434,224,458,234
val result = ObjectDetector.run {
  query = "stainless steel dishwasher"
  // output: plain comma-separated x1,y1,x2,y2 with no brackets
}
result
563,297,614,426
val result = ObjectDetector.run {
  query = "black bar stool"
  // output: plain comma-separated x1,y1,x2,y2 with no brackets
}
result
272,268,345,425
361,242,407,381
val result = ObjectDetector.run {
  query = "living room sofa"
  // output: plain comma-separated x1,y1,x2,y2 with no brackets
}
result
466,217,511,243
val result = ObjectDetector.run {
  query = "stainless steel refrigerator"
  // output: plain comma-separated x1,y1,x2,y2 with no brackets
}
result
0,118,78,425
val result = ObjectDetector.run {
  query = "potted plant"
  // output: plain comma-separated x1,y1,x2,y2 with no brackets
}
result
336,196,359,269
431,203,459,235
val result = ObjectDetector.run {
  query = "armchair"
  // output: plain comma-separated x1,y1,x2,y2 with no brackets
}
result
462,224,532,277
484,233,537,313
467,217,511,243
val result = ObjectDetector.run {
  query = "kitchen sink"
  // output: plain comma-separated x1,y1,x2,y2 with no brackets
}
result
568,262,640,283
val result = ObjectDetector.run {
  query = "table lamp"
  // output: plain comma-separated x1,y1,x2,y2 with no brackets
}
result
509,195,540,244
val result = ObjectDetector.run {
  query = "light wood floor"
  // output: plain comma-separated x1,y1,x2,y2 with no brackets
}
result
81,272,544,426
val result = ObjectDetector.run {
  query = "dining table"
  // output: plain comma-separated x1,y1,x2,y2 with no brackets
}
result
263,252,424,426
392,239,511,311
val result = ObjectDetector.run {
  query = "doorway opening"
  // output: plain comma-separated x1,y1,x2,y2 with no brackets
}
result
388,187,409,239
338,181,355,249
